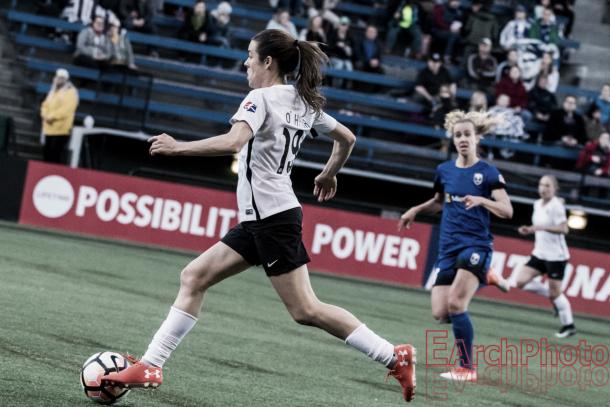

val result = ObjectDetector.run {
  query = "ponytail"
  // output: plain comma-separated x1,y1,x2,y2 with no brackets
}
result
252,29,328,114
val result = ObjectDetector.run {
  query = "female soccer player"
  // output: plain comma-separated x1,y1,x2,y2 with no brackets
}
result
102,29,416,403
514,175,576,338
398,110,513,382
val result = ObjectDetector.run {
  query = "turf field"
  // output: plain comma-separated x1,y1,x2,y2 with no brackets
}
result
0,222,608,407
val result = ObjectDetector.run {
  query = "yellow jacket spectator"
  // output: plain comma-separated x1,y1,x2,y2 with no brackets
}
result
40,68,79,163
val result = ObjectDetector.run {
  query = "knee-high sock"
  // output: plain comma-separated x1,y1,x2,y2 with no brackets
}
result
345,324,396,367
522,279,550,297
553,294,574,326
142,306,198,367
450,312,474,369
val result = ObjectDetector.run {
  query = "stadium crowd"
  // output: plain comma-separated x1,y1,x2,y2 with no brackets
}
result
35,0,609,178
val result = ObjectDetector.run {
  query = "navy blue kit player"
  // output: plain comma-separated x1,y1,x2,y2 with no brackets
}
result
399,110,513,382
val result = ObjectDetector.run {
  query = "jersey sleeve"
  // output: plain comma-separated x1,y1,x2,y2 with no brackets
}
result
552,199,568,225
230,90,266,135
312,111,338,134
487,165,506,190
433,166,444,194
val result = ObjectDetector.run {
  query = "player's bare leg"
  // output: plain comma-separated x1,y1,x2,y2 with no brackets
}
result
549,279,576,338
102,242,250,388
270,266,416,402
439,269,479,382
431,285,450,323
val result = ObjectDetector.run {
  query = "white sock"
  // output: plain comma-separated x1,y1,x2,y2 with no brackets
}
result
553,294,574,326
522,279,550,297
345,324,396,367
141,307,198,367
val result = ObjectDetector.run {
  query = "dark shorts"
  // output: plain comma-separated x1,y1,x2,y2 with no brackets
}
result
525,255,567,280
433,246,492,286
221,207,310,277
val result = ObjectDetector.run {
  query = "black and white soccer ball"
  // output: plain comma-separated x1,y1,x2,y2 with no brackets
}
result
80,352,131,405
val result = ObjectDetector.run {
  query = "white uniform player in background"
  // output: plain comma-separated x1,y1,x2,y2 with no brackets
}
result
103,29,416,403
514,175,576,338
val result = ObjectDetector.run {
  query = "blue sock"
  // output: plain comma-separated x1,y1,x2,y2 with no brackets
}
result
450,311,474,369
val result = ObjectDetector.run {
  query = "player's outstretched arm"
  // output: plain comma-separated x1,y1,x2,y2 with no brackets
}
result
148,121,253,157
464,188,513,219
398,193,443,231
314,122,356,202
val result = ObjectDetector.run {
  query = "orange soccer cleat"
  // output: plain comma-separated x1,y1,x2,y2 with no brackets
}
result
101,355,163,389
486,267,510,293
386,344,416,402
440,366,477,382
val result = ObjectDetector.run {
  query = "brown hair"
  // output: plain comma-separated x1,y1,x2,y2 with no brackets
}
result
252,29,327,113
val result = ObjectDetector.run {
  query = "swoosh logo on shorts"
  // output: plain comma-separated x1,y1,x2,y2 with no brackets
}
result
267,259,279,267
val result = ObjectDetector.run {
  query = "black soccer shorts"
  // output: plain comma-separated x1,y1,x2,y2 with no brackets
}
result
525,255,567,280
221,207,310,276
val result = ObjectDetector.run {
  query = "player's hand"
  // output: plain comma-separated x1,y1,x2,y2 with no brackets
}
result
398,209,416,231
464,195,484,210
313,173,337,202
148,133,179,156
518,225,534,235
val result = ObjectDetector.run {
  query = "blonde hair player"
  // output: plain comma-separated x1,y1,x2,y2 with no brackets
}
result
399,110,513,383
101,29,416,403
514,175,576,338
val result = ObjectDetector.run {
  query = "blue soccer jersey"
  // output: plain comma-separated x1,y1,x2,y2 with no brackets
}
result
433,160,506,255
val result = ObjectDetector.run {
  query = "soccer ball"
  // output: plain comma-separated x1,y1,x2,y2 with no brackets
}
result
80,352,131,404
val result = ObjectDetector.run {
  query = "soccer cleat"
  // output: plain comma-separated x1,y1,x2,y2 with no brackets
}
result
555,324,577,338
486,268,510,293
101,355,163,389
386,344,416,402
440,367,477,382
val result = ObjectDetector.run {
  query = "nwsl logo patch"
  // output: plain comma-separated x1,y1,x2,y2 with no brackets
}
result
243,101,257,113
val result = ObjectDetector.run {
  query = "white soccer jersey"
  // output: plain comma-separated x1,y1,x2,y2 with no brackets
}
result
230,84,337,222
531,197,570,261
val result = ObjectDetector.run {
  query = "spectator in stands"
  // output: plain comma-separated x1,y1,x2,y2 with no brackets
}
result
495,48,519,83
534,0,553,20
62,0,120,26
299,15,327,43
430,0,463,64
528,75,557,123
545,95,587,147
74,16,112,69
210,2,233,48
432,84,459,129
179,1,225,47
537,52,559,93
462,1,499,57
120,0,156,34
466,37,497,89
500,4,530,51
327,16,355,88
108,20,137,71
552,0,575,38
273,0,304,17
40,68,79,164
469,90,488,112
308,0,340,27
586,107,609,141
266,9,298,39
488,93,528,159
414,53,456,112
386,0,422,58
354,25,384,75
495,66,528,113
529,7,560,46
576,132,610,177
590,84,610,128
